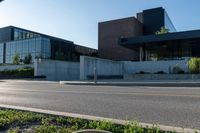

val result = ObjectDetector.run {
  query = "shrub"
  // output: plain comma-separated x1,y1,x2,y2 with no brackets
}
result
23,54,32,64
172,64,184,74
137,71,151,74
154,71,166,74
17,67,34,77
0,67,34,77
187,57,200,74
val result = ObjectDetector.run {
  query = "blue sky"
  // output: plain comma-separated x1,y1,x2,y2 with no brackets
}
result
0,0,200,49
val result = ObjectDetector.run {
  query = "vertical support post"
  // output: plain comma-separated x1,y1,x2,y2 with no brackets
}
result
145,50,148,61
34,59,38,76
139,46,144,61
94,59,97,83
3,43,6,64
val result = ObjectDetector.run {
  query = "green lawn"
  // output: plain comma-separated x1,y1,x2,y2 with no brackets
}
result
0,108,186,133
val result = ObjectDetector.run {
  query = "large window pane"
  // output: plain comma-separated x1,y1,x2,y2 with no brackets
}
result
36,38,42,53
23,40,28,55
0,43,3,63
4,37,51,63
29,38,36,53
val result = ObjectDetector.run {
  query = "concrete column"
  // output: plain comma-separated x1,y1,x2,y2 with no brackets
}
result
80,56,85,80
94,59,97,83
145,50,148,61
139,47,144,61
34,59,38,76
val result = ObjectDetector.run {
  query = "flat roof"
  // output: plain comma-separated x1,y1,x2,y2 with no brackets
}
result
1,26,74,44
120,29,200,48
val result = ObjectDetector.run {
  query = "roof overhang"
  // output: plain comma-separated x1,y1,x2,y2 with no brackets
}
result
119,29,200,50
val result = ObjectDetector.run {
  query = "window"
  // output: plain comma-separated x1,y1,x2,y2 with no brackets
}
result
23,40,29,54
0,43,4,63
4,37,51,63
164,11,176,32
14,28,41,41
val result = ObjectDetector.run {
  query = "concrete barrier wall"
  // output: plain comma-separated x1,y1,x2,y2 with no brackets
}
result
80,56,189,80
80,56,123,80
124,74,200,80
0,64,33,71
0,58,190,81
123,60,188,74
35,59,80,81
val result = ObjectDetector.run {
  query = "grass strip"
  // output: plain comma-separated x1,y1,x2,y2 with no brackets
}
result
0,108,196,133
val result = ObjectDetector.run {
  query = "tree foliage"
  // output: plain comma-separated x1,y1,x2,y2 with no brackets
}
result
13,54,20,65
188,57,200,74
23,54,32,64
155,27,169,35
55,51,65,60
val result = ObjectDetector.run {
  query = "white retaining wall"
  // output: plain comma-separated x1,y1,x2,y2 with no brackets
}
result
123,60,188,74
0,64,33,71
80,56,123,80
80,56,189,80
0,58,190,81
34,59,80,81
124,74,200,80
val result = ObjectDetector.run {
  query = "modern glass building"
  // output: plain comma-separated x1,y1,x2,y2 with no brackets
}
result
119,7,200,61
0,26,97,64
99,7,200,61
138,7,176,35
98,7,177,61
4,37,51,64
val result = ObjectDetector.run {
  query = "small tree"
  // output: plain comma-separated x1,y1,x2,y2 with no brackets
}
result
187,57,200,74
155,27,169,35
23,54,32,64
13,54,20,65
55,51,65,60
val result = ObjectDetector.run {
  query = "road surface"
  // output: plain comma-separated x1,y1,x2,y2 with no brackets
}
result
0,80,199,129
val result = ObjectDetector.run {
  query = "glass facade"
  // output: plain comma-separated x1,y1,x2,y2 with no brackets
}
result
0,26,97,64
0,43,4,63
5,37,51,64
164,11,176,32
144,40,195,61
14,28,40,41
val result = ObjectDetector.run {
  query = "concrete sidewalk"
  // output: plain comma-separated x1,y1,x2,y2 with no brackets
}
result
60,79,200,87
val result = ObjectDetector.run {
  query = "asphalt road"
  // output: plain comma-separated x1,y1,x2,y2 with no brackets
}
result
0,80,200,129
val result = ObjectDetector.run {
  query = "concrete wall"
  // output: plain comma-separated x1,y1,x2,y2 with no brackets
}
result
123,60,188,74
80,56,189,80
0,58,189,81
0,64,33,71
34,59,80,81
124,74,200,80
80,56,123,80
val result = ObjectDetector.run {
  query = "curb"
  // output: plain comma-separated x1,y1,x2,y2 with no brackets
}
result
0,104,198,133
60,81,200,87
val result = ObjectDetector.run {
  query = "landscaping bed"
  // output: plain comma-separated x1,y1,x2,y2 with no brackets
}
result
0,67,34,78
0,108,176,133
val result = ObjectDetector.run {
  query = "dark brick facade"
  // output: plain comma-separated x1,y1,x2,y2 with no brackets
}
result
98,17,143,61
